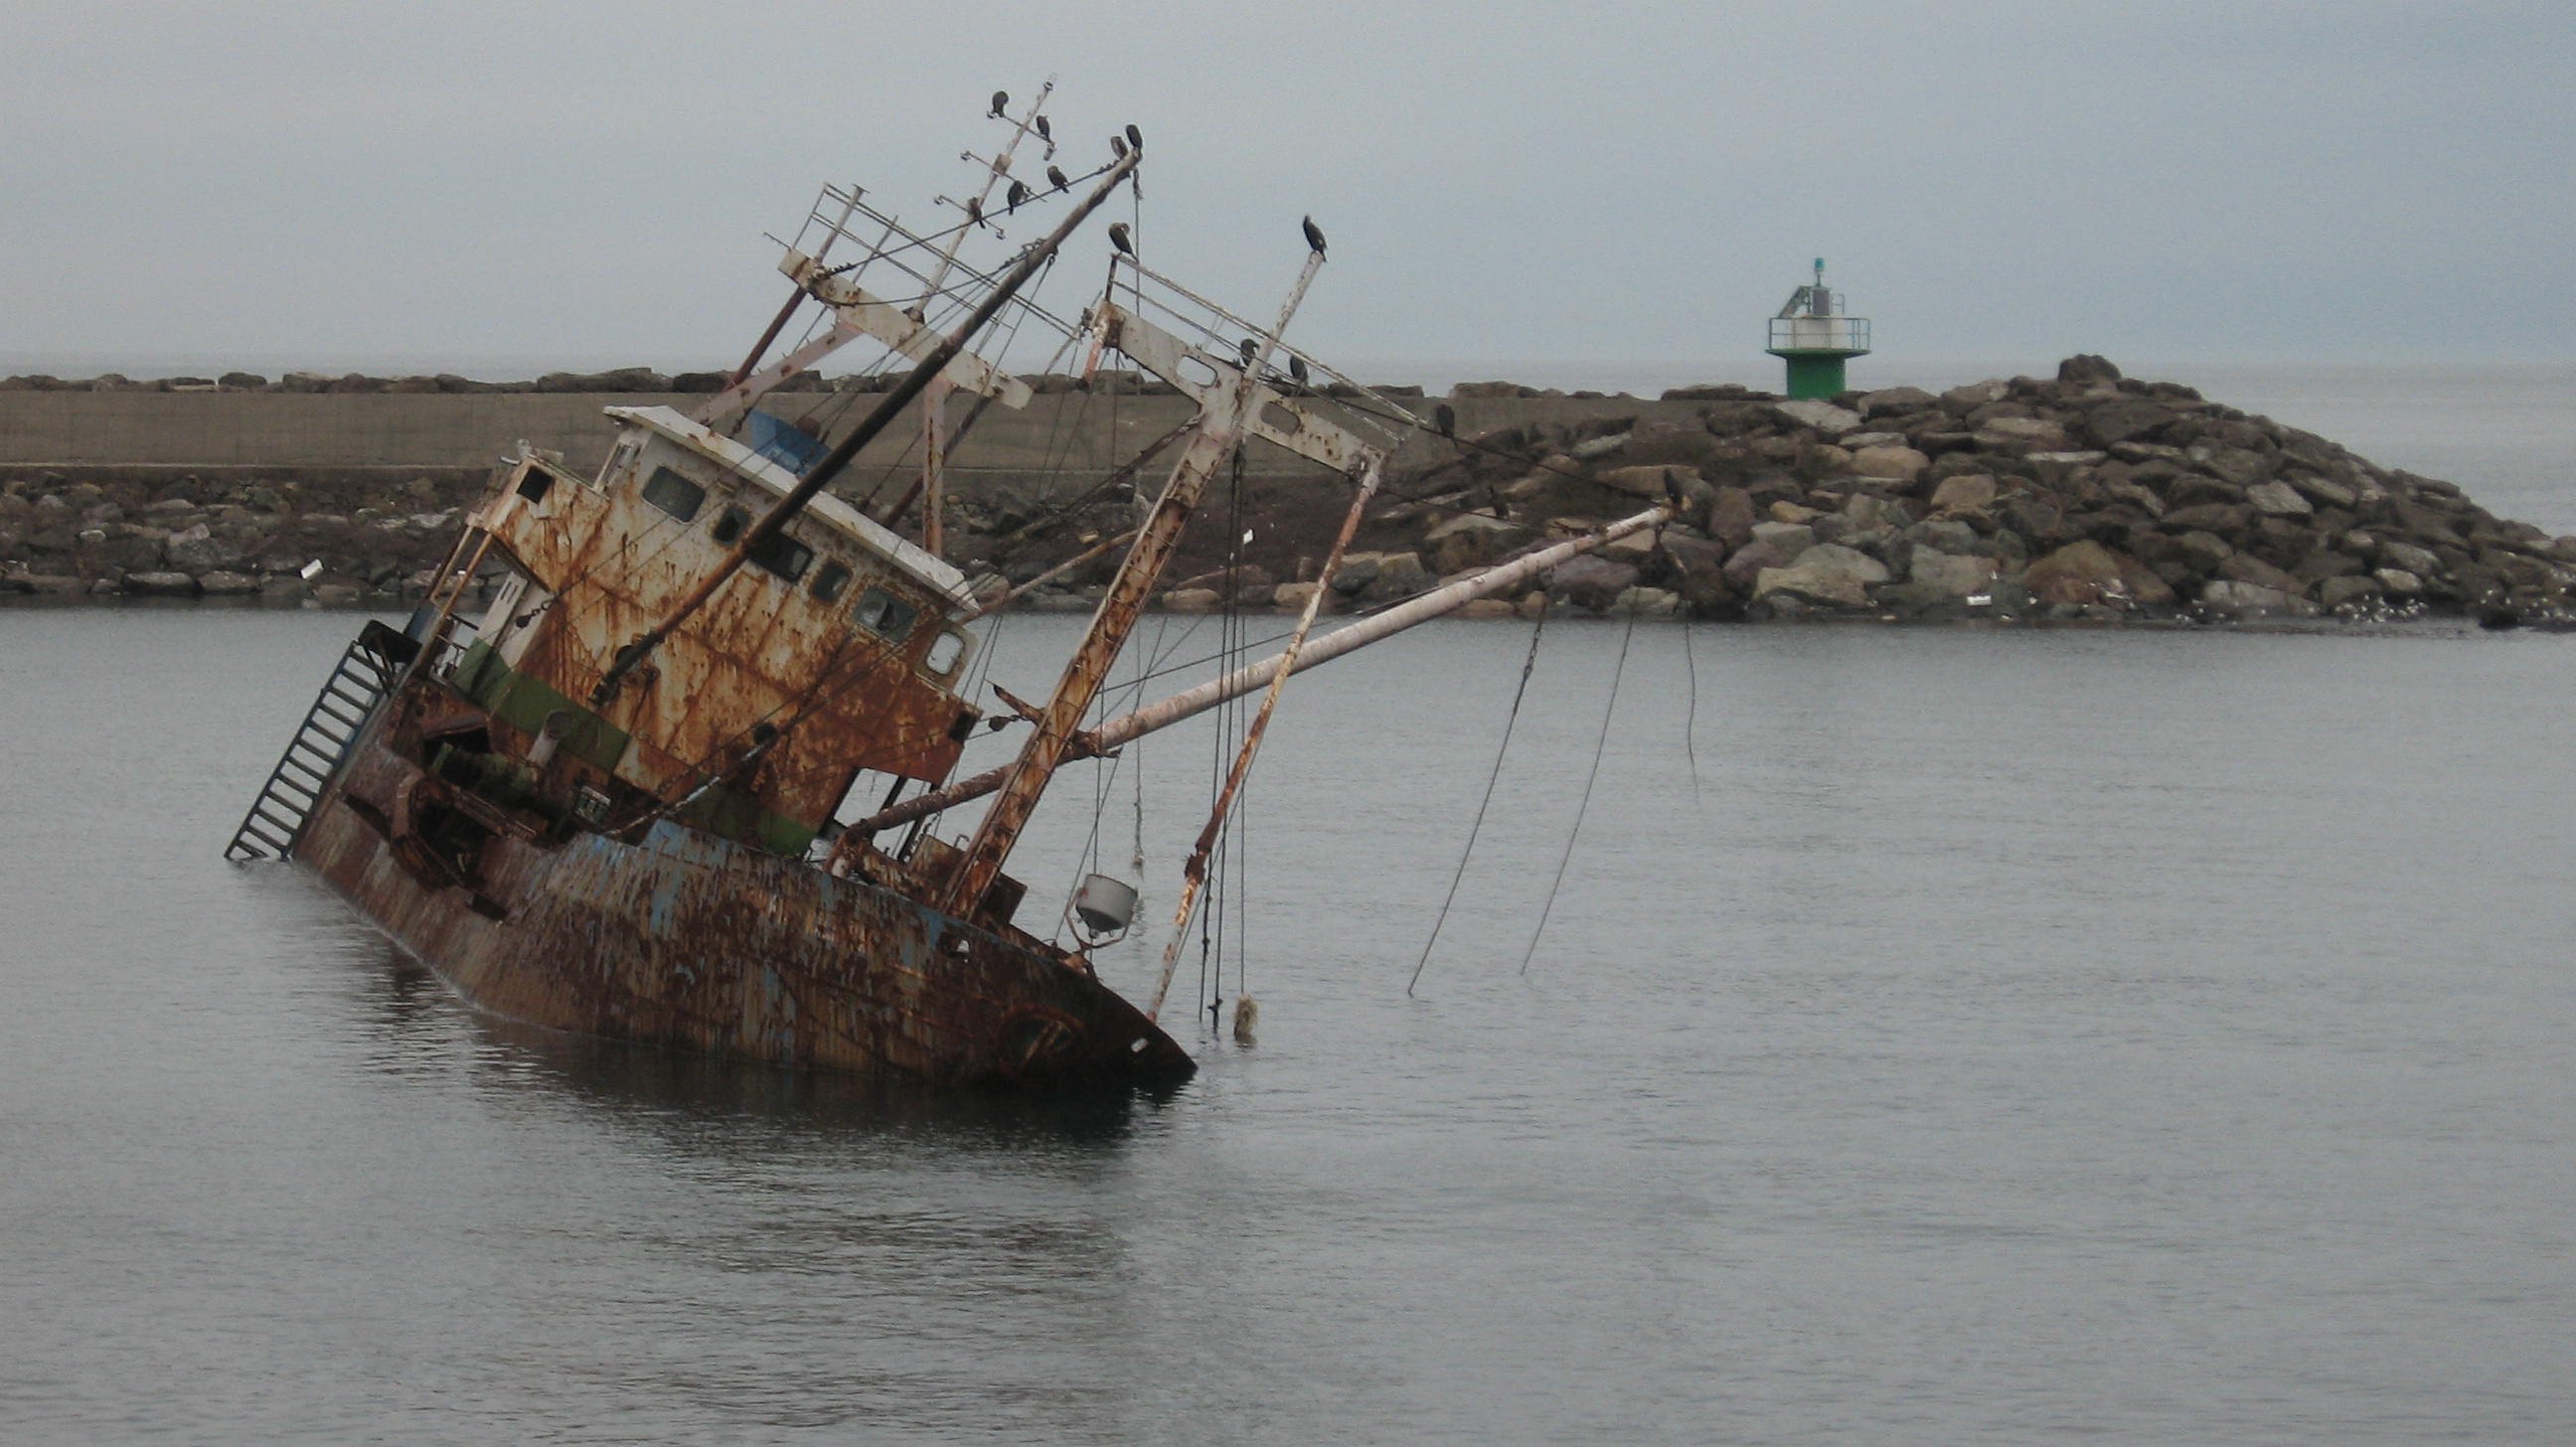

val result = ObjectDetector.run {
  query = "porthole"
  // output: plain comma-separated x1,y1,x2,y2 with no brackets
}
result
811,561,853,603
748,530,812,582
854,585,918,643
924,630,967,677
711,506,748,546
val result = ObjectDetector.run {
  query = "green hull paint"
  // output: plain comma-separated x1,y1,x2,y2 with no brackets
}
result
455,640,630,773
452,640,817,857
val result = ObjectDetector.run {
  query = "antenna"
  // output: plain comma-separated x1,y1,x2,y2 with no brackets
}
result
929,79,1058,293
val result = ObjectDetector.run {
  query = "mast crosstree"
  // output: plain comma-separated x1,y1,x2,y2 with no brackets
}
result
592,146,1137,708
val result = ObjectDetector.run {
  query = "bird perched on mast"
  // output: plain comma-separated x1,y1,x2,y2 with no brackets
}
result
1006,179,1032,212
1046,163,1069,191
1302,216,1328,257
989,90,1009,119
1107,222,1134,256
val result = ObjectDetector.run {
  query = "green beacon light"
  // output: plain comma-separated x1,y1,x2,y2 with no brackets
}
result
1765,257,1870,401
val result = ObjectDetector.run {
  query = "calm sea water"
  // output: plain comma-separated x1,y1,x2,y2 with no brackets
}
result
6,367,2576,1443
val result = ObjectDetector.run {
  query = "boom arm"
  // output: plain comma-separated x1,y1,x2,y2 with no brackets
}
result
850,501,1674,838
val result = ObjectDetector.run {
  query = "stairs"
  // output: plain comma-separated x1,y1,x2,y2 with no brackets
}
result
225,621,419,862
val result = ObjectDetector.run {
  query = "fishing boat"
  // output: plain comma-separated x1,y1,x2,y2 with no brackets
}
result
226,89,1668,1087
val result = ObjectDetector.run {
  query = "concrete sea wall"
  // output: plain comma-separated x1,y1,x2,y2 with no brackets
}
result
0,382,1680,481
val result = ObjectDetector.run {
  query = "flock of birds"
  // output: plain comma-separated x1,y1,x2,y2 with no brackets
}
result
945,88,1429,426
968,88,1326,260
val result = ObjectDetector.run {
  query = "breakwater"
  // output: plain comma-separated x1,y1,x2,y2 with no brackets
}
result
5,357,2567,623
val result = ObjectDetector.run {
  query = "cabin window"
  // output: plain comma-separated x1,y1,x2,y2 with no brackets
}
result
748,530,813,583
811,560,853,603
515,466,555,504
854,586,918,643
924,629,967,677
598,436,642,488
711,506,748,546
641,467,705,522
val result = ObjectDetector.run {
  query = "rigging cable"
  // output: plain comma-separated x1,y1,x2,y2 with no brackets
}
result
1200,441,1246,1028
1274,387,1686,513
1519,599,1638,977
1408,607,1547,997
1222,442,1253,1023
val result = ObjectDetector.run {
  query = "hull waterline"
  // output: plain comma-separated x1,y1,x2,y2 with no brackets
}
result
291,728,1195,1088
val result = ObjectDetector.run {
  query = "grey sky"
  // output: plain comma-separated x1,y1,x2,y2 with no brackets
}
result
6,1,2569,382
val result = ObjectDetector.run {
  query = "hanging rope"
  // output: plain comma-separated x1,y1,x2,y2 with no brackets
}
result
1409,608,1547,997
1052,611,1166,945
1519,601,1638,977
1682,619,1703,810
1131,723,1148,874
1231,766,1251,1022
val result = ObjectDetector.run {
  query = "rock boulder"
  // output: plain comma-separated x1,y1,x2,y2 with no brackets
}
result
1753,544,1888,609
1770,400,1862,437
1550,555,1640,612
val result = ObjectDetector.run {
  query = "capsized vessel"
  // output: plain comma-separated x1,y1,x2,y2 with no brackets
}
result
227,93,1668,1086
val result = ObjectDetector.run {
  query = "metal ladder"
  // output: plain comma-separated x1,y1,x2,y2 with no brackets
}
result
224,622,415,862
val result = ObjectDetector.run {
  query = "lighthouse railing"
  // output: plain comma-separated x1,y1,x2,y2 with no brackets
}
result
1768,315,1870,353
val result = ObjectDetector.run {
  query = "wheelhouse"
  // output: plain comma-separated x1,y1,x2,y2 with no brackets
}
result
437,405,983,855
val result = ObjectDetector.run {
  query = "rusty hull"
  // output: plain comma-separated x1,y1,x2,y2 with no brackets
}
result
294,717,1194,1088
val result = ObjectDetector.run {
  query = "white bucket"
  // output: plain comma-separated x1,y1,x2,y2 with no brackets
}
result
1071,875,1137,937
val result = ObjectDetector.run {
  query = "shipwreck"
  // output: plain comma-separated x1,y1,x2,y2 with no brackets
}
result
227,89,1669,1086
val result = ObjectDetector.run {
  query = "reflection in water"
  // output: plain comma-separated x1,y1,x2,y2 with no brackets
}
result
470,1014,1165,1147
255,888,1176,1443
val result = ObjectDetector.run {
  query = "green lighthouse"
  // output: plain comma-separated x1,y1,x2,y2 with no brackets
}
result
1765,258,1870,400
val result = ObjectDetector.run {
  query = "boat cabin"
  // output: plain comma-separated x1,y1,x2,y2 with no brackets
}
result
440,404,983,855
